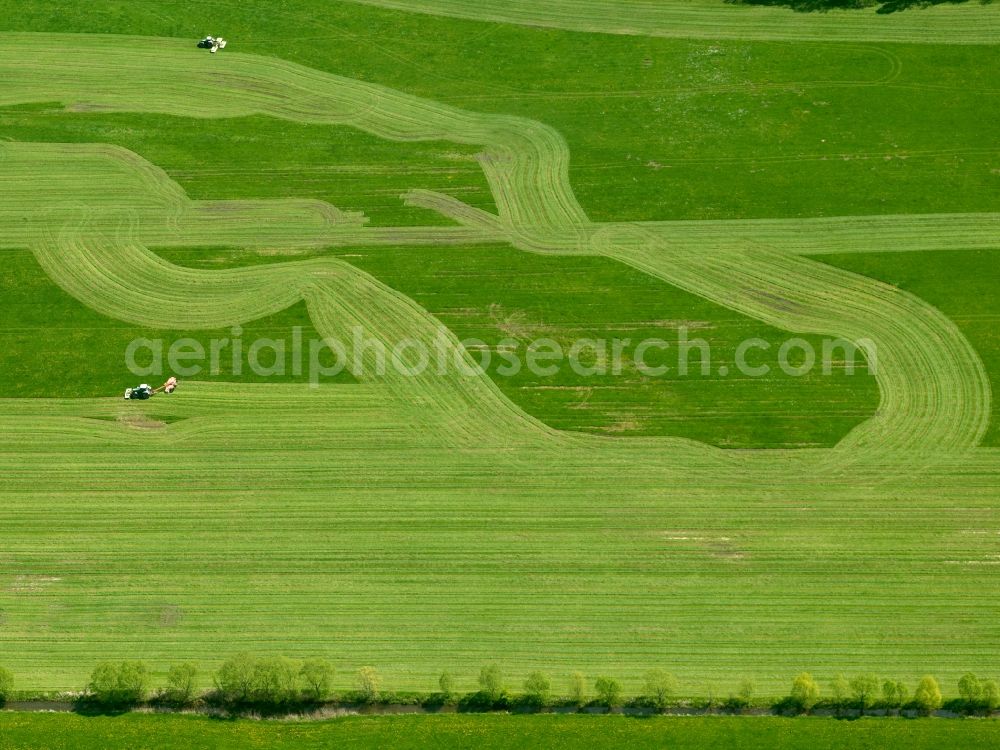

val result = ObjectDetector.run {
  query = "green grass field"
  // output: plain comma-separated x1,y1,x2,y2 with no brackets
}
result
0,0,999,720
2,714,1000,750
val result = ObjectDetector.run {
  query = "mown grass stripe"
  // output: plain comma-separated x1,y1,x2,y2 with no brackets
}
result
343,0,1000,44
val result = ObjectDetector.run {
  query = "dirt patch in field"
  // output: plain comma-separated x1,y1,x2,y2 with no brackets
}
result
159,605,184,628
209,73,281,96
944,557,1000,566
742,288,806,315
441,151,479,162
256,247,315,257
521,385,621,391
488,304,554,339
117,414,168,430
8,575,61,593
64,102,118,113
646,319,713,330
709,539,748,560
594,419,642,433
198,201,244,214
656,532,747,560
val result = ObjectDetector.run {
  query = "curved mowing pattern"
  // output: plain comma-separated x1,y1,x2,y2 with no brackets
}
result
592,228,991,458
342,0,1000,44
409,188,992,456
32,227,556,448
0,34,993,462
1,31,1000,693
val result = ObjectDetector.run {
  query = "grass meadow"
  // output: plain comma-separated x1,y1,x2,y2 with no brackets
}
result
0,1,997,742
2,714,1000,750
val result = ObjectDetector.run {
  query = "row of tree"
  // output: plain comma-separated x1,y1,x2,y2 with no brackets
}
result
785,671,1000,715
78,663,1000,715
1,661,998,715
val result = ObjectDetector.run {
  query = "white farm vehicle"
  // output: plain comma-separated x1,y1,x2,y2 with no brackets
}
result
197,36,228,53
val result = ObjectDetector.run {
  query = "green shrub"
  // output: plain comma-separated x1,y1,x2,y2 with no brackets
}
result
357,666,381,704
164,662,198,706
478,664,504,703
958,672,982,708
0,666,13,704
981,679,1000,712
896,681,910,707
881,679,907,709
850,674,879,714
522,671,551,707
252,656,300,706
215,654,302,707
704,685,718,710
729,678,754,710
568,672,587,707
215,653,258,705
594,676,623,708
300,659,334,703
644,669,678,712
438,671,454,701
790,672,820,713
87,661,149,707
914,675,943,715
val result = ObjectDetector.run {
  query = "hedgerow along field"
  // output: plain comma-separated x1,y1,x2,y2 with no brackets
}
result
0,0,998,703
